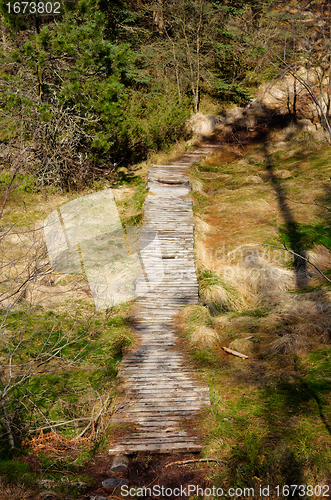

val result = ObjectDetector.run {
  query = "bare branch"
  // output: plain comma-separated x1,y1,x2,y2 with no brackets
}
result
264,243,331,283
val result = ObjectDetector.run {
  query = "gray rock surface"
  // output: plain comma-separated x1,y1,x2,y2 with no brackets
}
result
102,478,128,491
110,455,129,472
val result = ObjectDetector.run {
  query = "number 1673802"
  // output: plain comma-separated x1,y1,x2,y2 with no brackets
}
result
5,2,61,14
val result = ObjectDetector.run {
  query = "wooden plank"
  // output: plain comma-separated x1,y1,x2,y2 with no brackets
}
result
112,416,185,423
119,371,196,376
126,397,210,404
118,431,189,439
109,442,203,454
121,378,200,384
113,411,198,418
120,432,190,438
109,144,217,453
126,388,209,393
119,405,207,412
113,436,199,445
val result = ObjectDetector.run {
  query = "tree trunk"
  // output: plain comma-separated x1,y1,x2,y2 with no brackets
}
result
1,400,15,449
2,27,7,56
153,0,164,33
194,0,203,113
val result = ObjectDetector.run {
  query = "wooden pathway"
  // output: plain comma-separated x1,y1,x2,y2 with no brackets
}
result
109,145,219,454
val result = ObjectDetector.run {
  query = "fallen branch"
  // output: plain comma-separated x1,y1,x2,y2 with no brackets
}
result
76,394,110,439
264,243,331,284
222,346,248,359
284,198,331,214
28,417,92,433
165,458,225,468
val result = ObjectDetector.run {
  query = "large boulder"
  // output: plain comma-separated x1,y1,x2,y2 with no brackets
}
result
187,113,217,136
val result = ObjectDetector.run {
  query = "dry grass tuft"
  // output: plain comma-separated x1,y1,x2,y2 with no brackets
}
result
190,325,218,348
195,217,214,234
275,169,292,179
175,304,219,348
200,282,243,312
307,245,331,274
197,244,295,311
176,304,211,329
229,337,254,355
270,333,310,355
269,290,331,347
245,175,263,183
190,178,204,192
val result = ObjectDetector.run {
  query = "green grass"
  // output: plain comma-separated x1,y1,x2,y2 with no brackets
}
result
279,223,331,252
183,136,331,492
195,339,331,489
0,172,36,193
0,304,134,448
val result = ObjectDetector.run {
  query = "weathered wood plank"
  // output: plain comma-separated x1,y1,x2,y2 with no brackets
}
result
109,443,203,454
109,144,217,455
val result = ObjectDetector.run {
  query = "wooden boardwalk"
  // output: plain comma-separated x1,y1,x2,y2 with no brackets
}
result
109,145,219,454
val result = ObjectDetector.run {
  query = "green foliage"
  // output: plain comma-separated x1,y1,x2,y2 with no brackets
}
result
279,223,331,252
233,307,269,318
228,432,264,486
0,173,36,193
0,460,35,486
120,87,190,160
198,269,222,289
0,308,133,446
0,0,271,191
212,77,251,105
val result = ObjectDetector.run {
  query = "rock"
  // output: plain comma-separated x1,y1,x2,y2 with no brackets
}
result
187,113,217,136
219,124,233,135
90,497,115,500
71,481,87,490
248,102,270,120
110,455,129,472
298,118,316,132
224,106,244,125
237,112,257,129
259,85,287,109
314,127,328,142
275,169,292,179
40,492,58,499
102,478,128,492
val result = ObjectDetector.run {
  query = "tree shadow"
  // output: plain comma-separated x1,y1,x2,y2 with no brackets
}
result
211,104,311,289
207,105,331,490
263,142,309,289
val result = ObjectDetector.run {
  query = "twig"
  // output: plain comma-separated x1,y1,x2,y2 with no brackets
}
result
28,418,92,433
165,458,225,468
76,394,110,439
285,198,331,213
264,243,331,283
222,346,248,359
